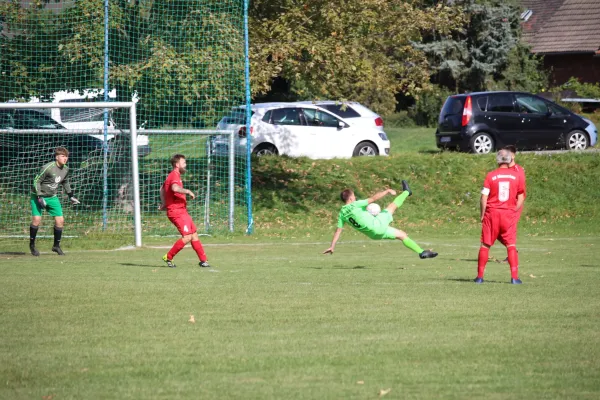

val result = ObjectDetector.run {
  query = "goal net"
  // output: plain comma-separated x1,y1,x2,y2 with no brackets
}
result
0,0,251,250
0,102,238,248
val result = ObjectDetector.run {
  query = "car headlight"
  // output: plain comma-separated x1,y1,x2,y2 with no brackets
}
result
378,132,388,141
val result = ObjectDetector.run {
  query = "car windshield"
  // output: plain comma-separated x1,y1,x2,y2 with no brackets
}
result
15,110,61,129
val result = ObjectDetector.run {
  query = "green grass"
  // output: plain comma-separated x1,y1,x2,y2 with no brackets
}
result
1,234,599,399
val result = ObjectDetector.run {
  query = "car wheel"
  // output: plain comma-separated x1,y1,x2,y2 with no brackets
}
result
566,130,589,150
470,133,494,154
253,144,278,157
352,141,378,157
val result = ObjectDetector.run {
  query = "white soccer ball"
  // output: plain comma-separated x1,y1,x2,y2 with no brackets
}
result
367,203,381,216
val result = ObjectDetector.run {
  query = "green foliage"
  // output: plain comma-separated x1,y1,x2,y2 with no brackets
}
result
249,0,464,115
561,77,600,99
488,44,549,93
0,1,245,128
382,111,417,129
409,85,452,127
418,0,546,94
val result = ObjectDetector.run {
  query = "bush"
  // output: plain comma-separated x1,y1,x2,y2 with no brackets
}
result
383,111,416,128
409,86,452,127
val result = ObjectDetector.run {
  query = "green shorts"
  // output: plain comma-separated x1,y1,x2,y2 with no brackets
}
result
31,194,63,217
364,210,397,240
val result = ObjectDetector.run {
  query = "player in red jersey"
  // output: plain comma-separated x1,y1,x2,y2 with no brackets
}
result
159,154,211,268
475,149,525,284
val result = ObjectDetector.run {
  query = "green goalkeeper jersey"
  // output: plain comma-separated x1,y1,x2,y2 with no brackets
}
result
32,161,72,197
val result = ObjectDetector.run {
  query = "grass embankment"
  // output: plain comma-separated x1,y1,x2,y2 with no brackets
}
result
251,138,600,240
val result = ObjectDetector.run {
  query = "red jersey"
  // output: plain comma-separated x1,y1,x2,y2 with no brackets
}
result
163,169,187,213
481,167,524,211
510,163,526,198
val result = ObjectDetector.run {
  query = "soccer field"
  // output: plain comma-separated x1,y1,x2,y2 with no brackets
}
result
1,235,599,399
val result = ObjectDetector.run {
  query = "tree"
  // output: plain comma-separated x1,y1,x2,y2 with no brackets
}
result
248,0,464,115
416,0,546,93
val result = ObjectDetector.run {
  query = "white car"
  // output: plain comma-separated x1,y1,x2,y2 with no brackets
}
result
213,103,390,159
45,89,151,156
294,100,385,132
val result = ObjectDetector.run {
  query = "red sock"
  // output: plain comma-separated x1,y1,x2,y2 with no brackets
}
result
191,240,207,262
477,246,489,278
167,239,186,260
507,246,519,279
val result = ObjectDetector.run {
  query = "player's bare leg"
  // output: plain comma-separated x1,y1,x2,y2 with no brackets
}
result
390,227,437,259
51,216,65,255
475,243,491,283
385,180,412,215
506,244,521,284
163,233,192,268
29,216,42,256
190,232,211,268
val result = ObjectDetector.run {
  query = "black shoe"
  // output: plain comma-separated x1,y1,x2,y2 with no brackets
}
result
162,254,176,268
30,244,40,257
419,250,438,259
402,180,412,196
52,246,65,256
474,277,484,284
199,261,212,268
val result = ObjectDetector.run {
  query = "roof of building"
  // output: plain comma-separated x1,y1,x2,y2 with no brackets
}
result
521,0,600,54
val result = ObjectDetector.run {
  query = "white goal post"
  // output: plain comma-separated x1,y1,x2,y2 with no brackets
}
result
0,102,236,247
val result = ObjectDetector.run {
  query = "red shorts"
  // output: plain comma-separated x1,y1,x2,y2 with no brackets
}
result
481,209,517,246
168,211,197,236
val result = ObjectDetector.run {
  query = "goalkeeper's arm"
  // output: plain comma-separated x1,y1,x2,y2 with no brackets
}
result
62,172,80,204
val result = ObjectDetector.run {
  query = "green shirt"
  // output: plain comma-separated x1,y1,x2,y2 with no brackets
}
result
33,161,72,197
337,199,375,234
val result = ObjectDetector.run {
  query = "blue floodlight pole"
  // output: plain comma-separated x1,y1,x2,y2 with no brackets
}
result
102,0,109,230
243,0,253,234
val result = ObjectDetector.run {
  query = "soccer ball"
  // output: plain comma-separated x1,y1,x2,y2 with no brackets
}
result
367,203,381,216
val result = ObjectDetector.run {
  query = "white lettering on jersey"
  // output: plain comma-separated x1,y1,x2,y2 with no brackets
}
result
498,181,510,202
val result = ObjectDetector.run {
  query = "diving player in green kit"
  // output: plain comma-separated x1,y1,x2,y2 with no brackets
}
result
29,147,80,256
323,181,437,259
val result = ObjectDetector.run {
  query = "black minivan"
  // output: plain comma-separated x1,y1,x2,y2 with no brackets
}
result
435,91,595,153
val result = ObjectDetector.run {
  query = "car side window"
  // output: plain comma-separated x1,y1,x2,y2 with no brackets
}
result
261,110,272,123
487,94,516,113
302,108,339,127
549,103,566,116
476,96,488,112
269,108,302,126
515,94,549,115
321,104,360,118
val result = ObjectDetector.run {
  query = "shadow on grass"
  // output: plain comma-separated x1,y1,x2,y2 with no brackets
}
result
333,265,367,269
119,262,164,268
0,252,26,256
447,278,507,284
581,264,599,268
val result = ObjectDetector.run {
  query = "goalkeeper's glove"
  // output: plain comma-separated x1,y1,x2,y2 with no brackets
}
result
37,196,47,209
68,193,81,205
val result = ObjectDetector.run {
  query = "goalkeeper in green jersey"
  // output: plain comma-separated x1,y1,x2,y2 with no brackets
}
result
29,147,80,256
323,180,437,259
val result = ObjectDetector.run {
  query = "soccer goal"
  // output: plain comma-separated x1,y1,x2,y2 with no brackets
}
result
0,102,236,248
